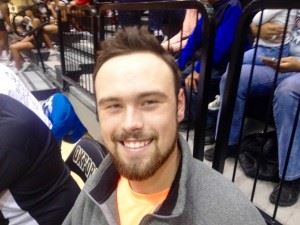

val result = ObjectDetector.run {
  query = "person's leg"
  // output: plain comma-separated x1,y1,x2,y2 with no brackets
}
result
42,24,58,49
10,39,34,70
270,73,300,206
220,65,290,146
273,74,300,180
0,31,6,56
243,46,266,65
206,65,292,161
3,30,8,54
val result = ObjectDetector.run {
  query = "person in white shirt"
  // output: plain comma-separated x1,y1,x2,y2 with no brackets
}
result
243,9,298,65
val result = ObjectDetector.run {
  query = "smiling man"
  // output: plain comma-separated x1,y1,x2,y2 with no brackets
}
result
63,27,265,225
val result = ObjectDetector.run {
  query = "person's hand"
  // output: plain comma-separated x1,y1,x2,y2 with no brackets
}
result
251,22,284,42
185,71,200,92
262,56,300,72
161,41,175,53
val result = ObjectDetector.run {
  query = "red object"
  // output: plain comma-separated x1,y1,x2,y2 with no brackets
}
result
75,0,90,5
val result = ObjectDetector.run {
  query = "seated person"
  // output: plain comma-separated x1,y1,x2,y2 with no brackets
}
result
177,0,242,135
9,10,41,71
40,0,70,52
243,9,298,65
216,15,300,207
0,94,80,224
178,0,242,92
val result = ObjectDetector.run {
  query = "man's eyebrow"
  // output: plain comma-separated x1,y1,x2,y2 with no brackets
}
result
98,97,120,106
98,91,168,106
138,91,168,99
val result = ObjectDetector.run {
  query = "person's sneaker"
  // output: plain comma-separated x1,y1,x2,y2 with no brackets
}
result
204,144,238,162
18,62,31,73
0,52,10,61
269,180,300,207
208,95,221,111
6,61,15,67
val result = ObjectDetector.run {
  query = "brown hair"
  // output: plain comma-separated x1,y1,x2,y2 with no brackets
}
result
93,27,181,95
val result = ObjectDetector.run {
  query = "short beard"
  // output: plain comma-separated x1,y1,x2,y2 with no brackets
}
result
110,128,178,181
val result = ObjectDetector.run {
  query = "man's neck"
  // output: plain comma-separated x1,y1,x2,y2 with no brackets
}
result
128,146,181,194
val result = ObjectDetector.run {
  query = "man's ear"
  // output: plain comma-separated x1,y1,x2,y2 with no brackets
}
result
177,88,185,123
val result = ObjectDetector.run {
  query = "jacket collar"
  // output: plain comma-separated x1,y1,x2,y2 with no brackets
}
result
89,135,192,217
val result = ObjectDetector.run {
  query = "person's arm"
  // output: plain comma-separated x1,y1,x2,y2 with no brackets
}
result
262,56,300,72
194,5,242,73
184,5,242,91
19,35,34,42
0,147,30,192
250,22,284,41
162,39,189,53
0,116,31,192
252,10,283,25
2,3,12,31
161,9,198,52
177,18,203,70
48,2,58,19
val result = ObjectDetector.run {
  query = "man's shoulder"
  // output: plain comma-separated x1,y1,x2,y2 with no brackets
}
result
188,158,245,200
186,158,266,225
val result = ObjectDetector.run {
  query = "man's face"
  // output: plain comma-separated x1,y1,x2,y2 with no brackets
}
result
95,52,185,181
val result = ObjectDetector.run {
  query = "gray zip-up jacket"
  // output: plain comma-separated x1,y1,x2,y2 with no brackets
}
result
63,135,266,225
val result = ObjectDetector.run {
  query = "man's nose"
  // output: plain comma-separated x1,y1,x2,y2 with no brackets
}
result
122,107,143,132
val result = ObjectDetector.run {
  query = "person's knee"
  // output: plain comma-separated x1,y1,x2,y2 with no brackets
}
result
220,72,227,96
58,1,65,7
10,44,17,51
275,75,300,100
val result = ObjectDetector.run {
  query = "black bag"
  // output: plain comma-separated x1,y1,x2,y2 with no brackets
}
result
239,131,279,182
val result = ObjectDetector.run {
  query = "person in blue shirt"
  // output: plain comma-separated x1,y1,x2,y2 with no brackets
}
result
177,0,242,140
178,0,242,89
43,93,88,144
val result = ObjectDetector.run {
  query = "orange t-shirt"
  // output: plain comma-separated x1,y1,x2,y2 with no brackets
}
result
117,176,170,225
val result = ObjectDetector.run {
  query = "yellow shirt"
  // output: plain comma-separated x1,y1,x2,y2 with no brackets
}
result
117,176,170,225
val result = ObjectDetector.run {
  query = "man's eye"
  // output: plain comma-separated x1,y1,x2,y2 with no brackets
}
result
145,100,156,104
106,104,122,110
142,100,159,108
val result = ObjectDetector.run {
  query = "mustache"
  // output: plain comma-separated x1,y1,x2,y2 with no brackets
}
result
111,130,158,142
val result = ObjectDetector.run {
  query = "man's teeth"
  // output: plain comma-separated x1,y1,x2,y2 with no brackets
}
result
123,140,151,148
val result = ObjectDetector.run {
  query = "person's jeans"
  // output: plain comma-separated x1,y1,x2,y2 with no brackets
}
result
182,68,223,133
243,44,290,65
219,64,300,180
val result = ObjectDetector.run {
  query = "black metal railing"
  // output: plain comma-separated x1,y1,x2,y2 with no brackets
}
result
58,4,98,94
